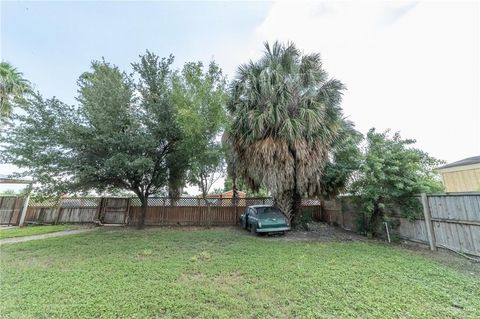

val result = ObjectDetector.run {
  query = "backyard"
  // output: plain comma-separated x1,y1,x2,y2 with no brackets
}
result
1,227,479,318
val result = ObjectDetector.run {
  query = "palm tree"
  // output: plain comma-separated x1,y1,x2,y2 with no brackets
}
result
226,41,346,226
0,62,30,119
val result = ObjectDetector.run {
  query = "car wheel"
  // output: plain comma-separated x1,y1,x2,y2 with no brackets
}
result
250,224,257,235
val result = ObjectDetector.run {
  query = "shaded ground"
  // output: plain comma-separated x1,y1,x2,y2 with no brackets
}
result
283,222,369,242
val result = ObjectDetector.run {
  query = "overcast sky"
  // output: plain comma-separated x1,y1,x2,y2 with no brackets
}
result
1,1,479,194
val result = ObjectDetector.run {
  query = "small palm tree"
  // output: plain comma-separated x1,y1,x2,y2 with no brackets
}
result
226,41,346,226
0,62,30,119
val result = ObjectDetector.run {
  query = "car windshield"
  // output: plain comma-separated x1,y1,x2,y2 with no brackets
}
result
256,207,281,215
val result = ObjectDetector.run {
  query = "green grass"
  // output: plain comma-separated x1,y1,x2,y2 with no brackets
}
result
0,225,78,239
1,228,479,318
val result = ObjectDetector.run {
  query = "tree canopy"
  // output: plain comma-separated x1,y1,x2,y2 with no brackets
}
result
319,120,363,199
350,129,444,235
226,41,348,224
173,61,227,199
1,51,231,228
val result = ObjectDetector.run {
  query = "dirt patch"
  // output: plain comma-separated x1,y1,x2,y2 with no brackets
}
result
190,251,213,262
213,271,244,287
178,272,207,284
239,221,371,243
282,222,369,242
141,225,238,232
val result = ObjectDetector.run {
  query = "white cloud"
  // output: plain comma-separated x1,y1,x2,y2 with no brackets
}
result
255,1,479,163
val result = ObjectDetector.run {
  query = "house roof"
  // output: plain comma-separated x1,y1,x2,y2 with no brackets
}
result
0,175,32,184
204,190,246,198
437,156,480,170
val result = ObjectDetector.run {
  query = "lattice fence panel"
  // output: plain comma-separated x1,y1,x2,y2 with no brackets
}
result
243,198,274,206
61,198,101,208
128,197,324,207
29,198,58,208
29,197,101,208
302,198,322,206
27,196,320,210
130,197,251,207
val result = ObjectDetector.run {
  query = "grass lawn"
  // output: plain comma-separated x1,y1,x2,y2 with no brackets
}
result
0,225,78,239
0,228,479,318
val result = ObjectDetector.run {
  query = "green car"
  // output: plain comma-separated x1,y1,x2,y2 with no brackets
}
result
240,205,290,235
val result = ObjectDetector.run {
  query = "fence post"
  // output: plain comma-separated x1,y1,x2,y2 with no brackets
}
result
54,196,64,225
18,185,32,227
124,198,131,225
95,197,104,223
421,193,436,251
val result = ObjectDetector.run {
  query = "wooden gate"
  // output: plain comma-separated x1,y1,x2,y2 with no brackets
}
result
98,197,130,224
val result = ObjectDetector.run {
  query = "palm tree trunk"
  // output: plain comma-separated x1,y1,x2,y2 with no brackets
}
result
288,144,303,228
291,190,303,228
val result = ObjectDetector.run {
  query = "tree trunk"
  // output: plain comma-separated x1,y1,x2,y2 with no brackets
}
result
291,190,303,228
288,144,303,228
137,195,148,230
168,186,180,206
201,190,212,228
368,204,383,237
232,174,239,219
274,192,290,218
232,174,238,204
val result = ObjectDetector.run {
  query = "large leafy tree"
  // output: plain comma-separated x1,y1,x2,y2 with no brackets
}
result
226,41,346,225
173,61,227,200
0,62,31,120
132,52,187,199
223,176,270,197
351,129,444,236
319,120,363,199
1,53,182,228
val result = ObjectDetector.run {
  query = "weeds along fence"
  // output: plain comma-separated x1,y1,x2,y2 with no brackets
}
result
0,196,322,227
322,193,480,257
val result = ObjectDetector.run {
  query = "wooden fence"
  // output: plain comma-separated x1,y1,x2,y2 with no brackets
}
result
322,193,480,257
0,196,322,227
0,196,24,225
2,192,478,255
422,193,480,256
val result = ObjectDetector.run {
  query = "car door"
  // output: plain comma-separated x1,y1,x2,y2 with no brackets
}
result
240,208,248,228
247,208,257,228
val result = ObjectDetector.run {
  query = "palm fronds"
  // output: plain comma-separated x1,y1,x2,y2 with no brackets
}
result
226,41,346,222
0,62,31,119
